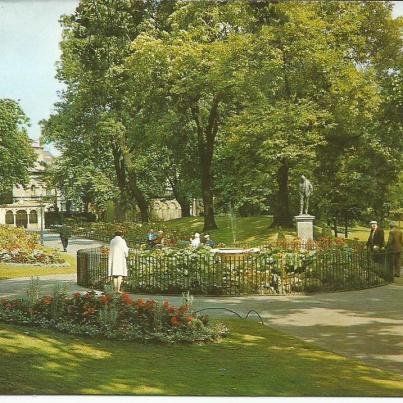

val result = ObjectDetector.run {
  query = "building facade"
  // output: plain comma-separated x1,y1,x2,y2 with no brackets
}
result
0,142,60,230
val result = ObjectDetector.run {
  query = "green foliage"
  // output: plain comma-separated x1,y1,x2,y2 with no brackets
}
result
43,1,402,228
0,99,36,192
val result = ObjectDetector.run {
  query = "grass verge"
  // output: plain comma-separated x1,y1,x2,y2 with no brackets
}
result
0,319,401,396
0,253,76,280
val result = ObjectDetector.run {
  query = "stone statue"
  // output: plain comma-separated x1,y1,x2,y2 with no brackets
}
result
299,175,313,215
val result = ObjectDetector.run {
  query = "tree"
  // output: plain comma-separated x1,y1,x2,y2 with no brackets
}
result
0,99,36,193
126,1,260,230
42,0,176,221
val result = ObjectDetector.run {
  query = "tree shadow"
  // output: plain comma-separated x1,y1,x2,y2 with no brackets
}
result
0,320,402,396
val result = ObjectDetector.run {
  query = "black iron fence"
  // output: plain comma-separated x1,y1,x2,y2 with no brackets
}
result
77,247,394,296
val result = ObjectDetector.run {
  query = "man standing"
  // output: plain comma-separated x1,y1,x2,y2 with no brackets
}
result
367,220,385,264
59,224,71,252
366,220,385,251
108,230,129,293
386,222,402,277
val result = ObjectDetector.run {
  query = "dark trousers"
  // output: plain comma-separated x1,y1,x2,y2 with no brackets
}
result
60,236,69,251
389,252,401,276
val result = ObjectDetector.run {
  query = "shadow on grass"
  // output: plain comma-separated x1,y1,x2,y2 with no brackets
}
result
0,320,402,396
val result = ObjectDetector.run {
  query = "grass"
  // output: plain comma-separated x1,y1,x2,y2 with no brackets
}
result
0,319,401,396
0,253,76,280
165,215,402,245
165,215,294,244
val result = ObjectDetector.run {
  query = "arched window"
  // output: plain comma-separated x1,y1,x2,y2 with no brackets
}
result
16,210,28,228
29,210,38,224
31,185,36,196
5,210,14,225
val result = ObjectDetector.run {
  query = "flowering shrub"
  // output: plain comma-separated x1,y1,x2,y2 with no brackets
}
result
0,226,64,264
0,289,228,344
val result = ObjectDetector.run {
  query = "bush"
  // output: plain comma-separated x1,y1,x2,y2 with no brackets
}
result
0,287,228,344
0,226,64,264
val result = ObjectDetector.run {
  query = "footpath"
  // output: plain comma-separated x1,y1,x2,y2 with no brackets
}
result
0,233,401,376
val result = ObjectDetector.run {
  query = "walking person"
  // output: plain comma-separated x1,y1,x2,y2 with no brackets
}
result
386,222,402,277
108,230,129,293
58,224,71,252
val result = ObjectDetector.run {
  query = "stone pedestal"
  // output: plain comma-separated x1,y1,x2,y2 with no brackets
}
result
295,214,315,243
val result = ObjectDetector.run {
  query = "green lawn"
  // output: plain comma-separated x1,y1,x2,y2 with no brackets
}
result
0,253,76,280
165,216,402,245
0,319,401,396
165,215,294,244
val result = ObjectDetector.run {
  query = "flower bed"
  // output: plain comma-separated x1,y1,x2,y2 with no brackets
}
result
0,226,64,265
0,286,228,344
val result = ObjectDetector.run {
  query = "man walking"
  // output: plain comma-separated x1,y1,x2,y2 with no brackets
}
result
59,224,71,252
386,222,402,277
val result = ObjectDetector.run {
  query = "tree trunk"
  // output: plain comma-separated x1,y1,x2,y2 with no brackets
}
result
344,216,348,239
111,142,130,221
128,169,149,223
168,176,191,218
191,96,221,232
333,219,338,238
272,159,293,227
201,164,217,231
180,200,191,217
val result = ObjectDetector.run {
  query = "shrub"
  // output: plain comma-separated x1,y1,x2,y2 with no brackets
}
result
0,226,64,264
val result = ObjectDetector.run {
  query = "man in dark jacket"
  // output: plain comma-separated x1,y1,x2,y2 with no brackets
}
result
367,220,385,264
59,225,72,252
386,222,402,277
367,220,385,250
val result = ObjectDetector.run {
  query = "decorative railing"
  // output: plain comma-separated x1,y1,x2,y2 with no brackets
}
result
77,246,394,296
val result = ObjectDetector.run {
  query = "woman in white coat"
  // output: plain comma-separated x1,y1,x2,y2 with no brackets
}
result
108,231,129,293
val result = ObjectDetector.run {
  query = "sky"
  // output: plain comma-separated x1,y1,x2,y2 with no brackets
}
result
0,0,402,147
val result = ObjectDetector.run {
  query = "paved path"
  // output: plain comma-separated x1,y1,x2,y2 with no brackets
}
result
1,234,402,376
43,232,106,256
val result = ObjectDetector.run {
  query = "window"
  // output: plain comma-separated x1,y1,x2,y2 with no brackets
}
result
5,211,14,225
31,185,36,196
29,210,38,224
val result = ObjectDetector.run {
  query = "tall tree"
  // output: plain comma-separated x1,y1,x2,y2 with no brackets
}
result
0,99,36,193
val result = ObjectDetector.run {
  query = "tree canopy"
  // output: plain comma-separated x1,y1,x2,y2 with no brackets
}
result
43,0,403,229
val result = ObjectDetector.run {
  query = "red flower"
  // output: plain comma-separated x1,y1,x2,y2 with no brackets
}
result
170,316,180,326
73,292,81,299
186,316,193,322
163,301,169,309
99,295,109,305
168,307,175,314
121,293,133,305
42,296,53,305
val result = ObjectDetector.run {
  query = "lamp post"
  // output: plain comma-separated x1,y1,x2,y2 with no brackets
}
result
39,192,44,245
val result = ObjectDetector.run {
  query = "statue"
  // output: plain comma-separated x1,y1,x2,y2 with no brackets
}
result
299,175,313,215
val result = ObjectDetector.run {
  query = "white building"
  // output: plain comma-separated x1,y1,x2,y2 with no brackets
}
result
0,141,60,230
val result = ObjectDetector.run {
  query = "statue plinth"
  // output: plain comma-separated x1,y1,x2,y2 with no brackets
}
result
295,214,315,243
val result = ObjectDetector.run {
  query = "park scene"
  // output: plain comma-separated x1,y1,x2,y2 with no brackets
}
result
0,0,402,398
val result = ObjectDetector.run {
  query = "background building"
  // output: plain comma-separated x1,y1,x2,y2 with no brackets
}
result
0,141,62,230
